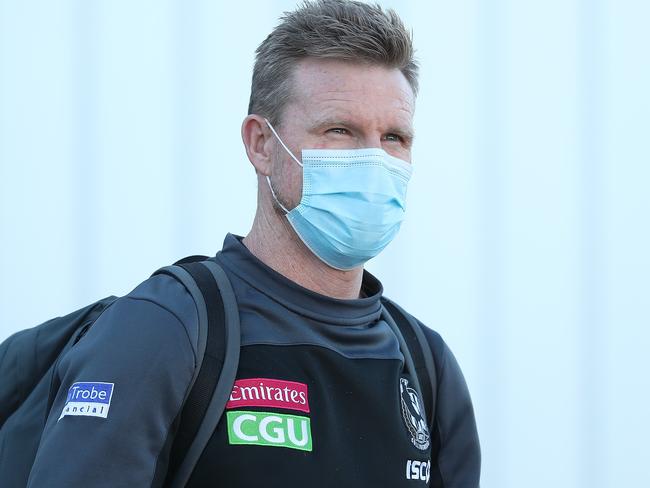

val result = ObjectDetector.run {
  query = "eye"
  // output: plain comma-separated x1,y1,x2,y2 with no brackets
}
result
383,132,413,148
328,127,349,135
384,133,403,143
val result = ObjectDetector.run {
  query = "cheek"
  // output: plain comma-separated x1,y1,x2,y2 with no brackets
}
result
383,145,411,163
285,165,304,207
273,153,304,208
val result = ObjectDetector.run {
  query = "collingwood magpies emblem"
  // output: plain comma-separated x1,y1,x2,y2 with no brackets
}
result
399,377,430,451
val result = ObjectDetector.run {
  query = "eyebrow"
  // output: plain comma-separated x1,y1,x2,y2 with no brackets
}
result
388,125,415,142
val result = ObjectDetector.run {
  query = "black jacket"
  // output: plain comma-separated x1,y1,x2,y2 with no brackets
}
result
28,234,480,487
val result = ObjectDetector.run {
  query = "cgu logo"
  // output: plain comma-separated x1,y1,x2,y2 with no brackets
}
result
227,410,312,452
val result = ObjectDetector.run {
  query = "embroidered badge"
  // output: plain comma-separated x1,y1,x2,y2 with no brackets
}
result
227,378,310,413
400,377,430,451
226,378,312,451
226,410,312,452
58,382,114,421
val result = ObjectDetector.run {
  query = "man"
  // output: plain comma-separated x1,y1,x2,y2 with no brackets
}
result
27,1,480,486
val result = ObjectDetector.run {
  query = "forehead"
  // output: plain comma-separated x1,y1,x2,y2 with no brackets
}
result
287,58,415,129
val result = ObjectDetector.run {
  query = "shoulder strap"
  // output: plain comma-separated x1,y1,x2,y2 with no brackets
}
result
154,258,240,488
381,297,437,432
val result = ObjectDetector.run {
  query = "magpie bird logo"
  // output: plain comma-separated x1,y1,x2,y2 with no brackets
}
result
400,377,430,451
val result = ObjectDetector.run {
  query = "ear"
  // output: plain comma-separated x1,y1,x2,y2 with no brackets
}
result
241,114,274,176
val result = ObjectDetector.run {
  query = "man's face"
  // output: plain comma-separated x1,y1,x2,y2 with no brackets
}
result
269,58,416,211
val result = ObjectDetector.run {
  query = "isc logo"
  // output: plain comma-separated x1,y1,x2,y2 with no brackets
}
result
406,459,431,483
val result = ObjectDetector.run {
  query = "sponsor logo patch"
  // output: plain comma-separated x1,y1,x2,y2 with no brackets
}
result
227,378,309,413
400,377,430,451
227,410,312,452
406,459,431,483
58,382,114,421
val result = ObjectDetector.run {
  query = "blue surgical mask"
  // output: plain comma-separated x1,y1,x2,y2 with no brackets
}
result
265,119,413,270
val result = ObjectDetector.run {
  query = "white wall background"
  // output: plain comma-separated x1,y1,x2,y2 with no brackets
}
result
1,1,649,487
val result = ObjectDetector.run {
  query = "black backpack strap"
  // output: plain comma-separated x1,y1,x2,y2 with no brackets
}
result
382,297,437,432
154,258,240,488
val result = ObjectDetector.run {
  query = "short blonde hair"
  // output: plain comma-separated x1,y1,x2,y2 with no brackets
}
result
248,0,418,126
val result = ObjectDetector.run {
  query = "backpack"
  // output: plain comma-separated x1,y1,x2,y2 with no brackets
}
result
0,256,436,487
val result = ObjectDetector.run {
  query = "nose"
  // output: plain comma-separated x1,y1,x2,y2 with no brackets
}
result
361,133,383,150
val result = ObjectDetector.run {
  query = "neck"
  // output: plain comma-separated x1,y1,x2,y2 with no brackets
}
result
243,200,364,300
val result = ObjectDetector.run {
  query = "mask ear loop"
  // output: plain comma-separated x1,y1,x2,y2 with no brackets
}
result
264,118,303,167
265,175,290,214
263,118,303,214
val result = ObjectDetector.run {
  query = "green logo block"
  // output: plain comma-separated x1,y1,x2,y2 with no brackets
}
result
227,410,312,452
